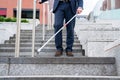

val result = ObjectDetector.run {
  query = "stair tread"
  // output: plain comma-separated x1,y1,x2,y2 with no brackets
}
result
4,42,80,44
0,47,82,49
0,51,84,57
0,44,82,47
5,39,80,42
0,57,115,64
1,76,120,80
0,49,83,53
0,75,119,78
0,26,84,57
2,43,81,45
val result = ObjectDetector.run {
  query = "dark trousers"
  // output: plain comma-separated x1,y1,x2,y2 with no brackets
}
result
54,1,75,52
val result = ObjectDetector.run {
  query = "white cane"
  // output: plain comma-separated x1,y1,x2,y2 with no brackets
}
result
37,14,80,54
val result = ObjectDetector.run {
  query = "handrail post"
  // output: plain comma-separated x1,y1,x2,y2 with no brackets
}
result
50,13,52,29
32,0,37,57
42,3,45,41
15,0,22,57
47,2,50,30
51,13,54,29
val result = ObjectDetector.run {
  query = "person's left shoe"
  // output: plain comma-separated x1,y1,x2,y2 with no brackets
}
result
66,52,74,56
55,51,63,57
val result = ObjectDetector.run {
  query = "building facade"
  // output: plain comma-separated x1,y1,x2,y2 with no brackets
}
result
101,0,120,10
0,0,49,24
88,0,120,20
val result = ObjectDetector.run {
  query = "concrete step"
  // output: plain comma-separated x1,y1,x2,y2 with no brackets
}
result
13,34,78,38
0,76,120,80
0,45,82,49
5,39,80,43
0,57,116,76
0,51,84,57
4,41,80,44
20,29,69,33
19,33,77,37
19,33,70,37
45,33,78,36
20,30,43,32
21,29,68,32
0,47,83,52
45,35,78,39
14,32,70,36
20,31,69,34
0,57,115,64
0,43,82,47
10,35,78,40
10,38,79,42
9,36,79,40
3,42,81,45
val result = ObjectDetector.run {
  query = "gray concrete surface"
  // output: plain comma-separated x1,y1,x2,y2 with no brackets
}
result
0,57,117,76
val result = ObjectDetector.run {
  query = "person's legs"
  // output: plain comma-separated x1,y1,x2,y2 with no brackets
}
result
54,3,64,52
54,2,75,56
64,2,75,53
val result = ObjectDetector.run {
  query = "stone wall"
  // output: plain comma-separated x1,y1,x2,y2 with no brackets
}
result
105,39,120,75
0,22,17,44
0,20,39,44
75,20,120,57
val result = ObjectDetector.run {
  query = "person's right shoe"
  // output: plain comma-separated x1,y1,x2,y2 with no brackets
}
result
55,51,63,57
66,52,74,56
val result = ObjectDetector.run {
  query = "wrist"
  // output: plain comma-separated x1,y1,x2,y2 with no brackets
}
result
77,7,83,10
38,0,42,4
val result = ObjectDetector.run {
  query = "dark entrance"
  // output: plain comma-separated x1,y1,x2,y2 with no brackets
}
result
0,8,7,17
13,9,40,19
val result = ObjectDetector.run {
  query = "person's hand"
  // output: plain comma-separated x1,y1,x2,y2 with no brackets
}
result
76,7,83,14
37,0,42,4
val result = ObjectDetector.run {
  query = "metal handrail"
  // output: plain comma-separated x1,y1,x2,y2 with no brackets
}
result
15,0,53,57
42,3,45,41
15,0,22,57
32,0,37,57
